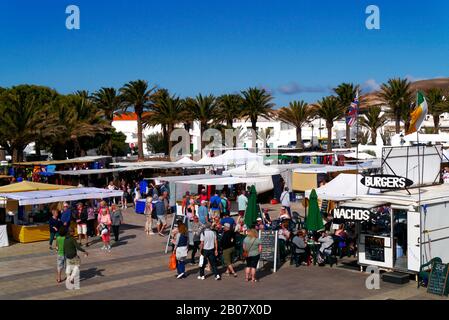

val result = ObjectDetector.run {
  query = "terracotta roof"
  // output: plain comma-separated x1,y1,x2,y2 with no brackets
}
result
113,113,137,121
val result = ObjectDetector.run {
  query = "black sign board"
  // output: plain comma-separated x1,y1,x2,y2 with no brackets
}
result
260,230,277,262
364,236,385,262
361,174,413,189
320,199,329,218
332,207,371,222
427,261,449,296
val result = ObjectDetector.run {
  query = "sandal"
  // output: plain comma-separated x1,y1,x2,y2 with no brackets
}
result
232,273,238,278
252,279,258,282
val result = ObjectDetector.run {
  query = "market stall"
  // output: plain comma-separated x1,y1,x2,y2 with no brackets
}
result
292,165,358,192
0,187,123,243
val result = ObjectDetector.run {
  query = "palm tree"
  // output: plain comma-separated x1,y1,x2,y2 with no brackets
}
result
313,96,345,151
241,87,274,133
359,106,387,145
120,80,157,160
426,88,448,133
0,85,57,162
378,78,413,134
334,83,359,148
144,89,186,154
277,100,315,149
92,87,123,155
216,94,244,128
185,94,217,151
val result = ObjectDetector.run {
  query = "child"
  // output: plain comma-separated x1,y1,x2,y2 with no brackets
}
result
55,226,67,283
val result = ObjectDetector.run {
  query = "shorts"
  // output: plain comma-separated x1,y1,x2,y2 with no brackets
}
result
157,215,166,225
210,209,220,218
222,247,234,265
57,256,66,271
246,254,260,269
77,224,87,235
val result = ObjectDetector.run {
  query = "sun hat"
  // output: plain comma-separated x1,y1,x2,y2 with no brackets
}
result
256,217,262,221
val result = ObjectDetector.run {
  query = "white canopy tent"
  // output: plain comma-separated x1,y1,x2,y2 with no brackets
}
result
222,161,280,177
343,152,376,160
0,188,123,206
176,176,271,194
304,173,380,201
197,150,263,166
175,157,197,164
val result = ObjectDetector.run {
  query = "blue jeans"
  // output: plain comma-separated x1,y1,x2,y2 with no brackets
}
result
199,249,220,277
49,232,58,246
176,259,185,274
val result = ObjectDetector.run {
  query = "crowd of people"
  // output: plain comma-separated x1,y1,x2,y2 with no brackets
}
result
48,200,124,287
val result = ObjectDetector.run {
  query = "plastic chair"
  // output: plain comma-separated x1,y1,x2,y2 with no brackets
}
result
418,257,442,288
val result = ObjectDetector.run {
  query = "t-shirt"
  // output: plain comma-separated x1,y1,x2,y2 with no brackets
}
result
243,237,261,257
210,195,221,210
56,235,66,257
154,200,165,216
200,229,216,250
237,195,248,211
220,230,235,250
280,191,290,207
61,210,72,225
198,206,208,224
292,235,306,253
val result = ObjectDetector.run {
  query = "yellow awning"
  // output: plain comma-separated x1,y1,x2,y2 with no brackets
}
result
0,181,74,193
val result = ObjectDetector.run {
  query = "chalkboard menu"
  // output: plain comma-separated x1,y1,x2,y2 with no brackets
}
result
259,230,278,262
427,262,449,296
320,200,329,218
365,236,385,262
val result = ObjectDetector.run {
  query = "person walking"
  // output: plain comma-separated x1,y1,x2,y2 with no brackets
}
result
208,192,222,220
49,209,61,250
198,200,209,225
221,223,237,277
189,215,202,265
97,206,112,251
174,222,189,279
144,196,154,235
198,222,221,281
111,204,124,242
75,202,88,247
64,227,88,288
243,229,262,282
154,196,167,236
55,226,68,283
237,190,248,218
280,187,291,216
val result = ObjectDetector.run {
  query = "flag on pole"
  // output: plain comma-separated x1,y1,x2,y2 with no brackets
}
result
346,90,359,127
406,91,428,135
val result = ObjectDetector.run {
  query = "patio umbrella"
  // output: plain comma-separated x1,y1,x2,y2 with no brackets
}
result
305,189,324,231
244,185,258,228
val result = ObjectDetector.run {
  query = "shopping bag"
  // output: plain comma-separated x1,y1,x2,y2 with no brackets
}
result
198,255,204,267
169,252,177,270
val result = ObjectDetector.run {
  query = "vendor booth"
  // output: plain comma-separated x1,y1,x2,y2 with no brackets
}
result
292,165,358,192
0,187,123,243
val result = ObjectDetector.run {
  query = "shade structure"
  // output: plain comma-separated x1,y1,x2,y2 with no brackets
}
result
244,185,258,228
0,187,123,206
0,181,73,193
305,189,324,231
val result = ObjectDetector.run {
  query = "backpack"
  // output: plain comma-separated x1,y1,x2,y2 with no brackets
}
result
211,197,221,209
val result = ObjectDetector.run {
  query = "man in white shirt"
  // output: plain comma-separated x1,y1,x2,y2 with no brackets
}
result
280,187,291,216
237,191,248,217
198,223,221,280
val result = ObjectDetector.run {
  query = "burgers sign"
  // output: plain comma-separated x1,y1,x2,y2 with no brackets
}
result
361,174,413,189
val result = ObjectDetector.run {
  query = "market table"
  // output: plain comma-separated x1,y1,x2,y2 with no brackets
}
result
10,223,50,243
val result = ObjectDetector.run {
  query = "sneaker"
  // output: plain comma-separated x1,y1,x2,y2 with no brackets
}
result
177,273,185,279
49,246,53,250
197,276,205,280
149,232,155,235
215,275,221,281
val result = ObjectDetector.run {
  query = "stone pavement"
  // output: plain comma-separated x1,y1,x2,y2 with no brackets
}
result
0,205,447,300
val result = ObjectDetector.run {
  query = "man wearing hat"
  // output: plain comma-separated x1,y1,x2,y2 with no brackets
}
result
255,217,265,231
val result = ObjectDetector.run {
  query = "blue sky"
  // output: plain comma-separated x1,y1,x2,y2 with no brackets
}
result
0,0,448,106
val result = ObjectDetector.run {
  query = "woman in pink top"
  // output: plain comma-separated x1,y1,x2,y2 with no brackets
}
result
97,206,112,251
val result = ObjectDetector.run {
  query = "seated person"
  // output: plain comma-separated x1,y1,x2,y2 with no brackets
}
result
255,217,265,231
279,207,290,220
291,230,308,267
335,224,348,238
278,223,291,262
318,230,334,256
262,208,272,226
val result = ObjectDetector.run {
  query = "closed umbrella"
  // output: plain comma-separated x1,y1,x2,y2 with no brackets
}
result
305,189,324,231
244,185,258,228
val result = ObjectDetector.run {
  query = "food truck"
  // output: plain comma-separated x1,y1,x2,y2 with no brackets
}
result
308,145,449,275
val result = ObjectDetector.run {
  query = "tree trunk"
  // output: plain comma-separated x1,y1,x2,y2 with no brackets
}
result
12,147,24,163
168,124,174,156
35,141,41,157
0,149,5,161
162,125,169,155
136,111,144,161
345,123,351,148
52,144,67,160
327,125,332,152
371,129,377,145
251,118,258,152
227,119,233,128
296,127,303,149
200,121,207,153
433,114,440,134
395,113,401,134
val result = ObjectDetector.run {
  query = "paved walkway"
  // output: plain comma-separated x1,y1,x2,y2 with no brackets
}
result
0,205,446,300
